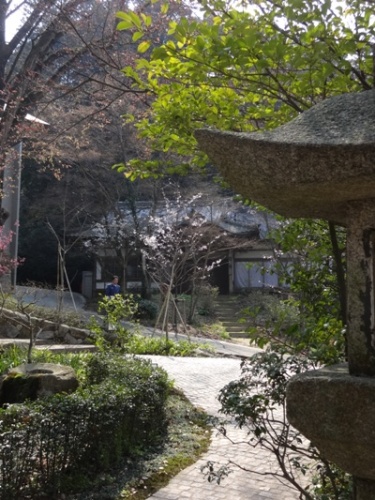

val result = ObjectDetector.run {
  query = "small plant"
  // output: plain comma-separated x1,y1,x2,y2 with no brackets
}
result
98,293,138,323
198,321,230,340
0,345,27,374
201,461,232,485
89,293,139,351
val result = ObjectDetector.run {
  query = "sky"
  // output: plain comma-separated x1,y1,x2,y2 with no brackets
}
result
4,0,366,43
6,1,24,42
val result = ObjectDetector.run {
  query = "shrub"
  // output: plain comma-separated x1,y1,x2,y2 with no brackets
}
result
125,334,209,356
0,354,170,499
135,298,159,321
215,350,352,499
198,322,230,340
140,298,159,320
127,335,212,357
88,294,139,351
98,293,138,323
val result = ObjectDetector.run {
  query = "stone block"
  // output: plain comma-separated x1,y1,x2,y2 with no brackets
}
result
287,363,375,480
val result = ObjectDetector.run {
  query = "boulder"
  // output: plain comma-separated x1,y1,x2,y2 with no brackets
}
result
36,330,55,341
0,322,21,338
0,363,79,405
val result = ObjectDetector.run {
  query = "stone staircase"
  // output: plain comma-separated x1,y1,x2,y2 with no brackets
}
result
214,295,250,338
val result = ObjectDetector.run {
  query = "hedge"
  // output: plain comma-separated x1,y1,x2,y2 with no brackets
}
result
0,355,170,499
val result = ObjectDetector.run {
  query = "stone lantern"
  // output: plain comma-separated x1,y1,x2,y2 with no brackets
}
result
195,89,375,498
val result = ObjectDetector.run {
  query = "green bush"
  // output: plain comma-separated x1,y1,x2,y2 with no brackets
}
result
135,298,159,320
88,294,139,351
125,334,210,356
0,354,170,499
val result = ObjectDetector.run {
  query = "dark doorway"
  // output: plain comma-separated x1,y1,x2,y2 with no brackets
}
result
210,258,229,295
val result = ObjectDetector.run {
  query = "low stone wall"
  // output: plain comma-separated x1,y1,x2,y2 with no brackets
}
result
0,308,94,345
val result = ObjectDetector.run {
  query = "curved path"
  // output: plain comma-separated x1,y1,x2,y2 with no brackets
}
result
143,356,300,500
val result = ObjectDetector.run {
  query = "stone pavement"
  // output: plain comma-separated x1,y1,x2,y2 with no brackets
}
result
142,356,300,500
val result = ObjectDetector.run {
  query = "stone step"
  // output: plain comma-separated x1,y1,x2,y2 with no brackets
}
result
216,315,245,322
228,332,251,338
215,311,239,317
218,318,246,324
221,324,249,332
216,316,247,324
213,296,251,339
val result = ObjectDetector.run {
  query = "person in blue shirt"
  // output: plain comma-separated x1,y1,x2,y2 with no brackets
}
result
105,276,121,297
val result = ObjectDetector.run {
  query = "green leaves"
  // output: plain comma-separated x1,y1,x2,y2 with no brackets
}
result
116,10,142,30
0,353,170,498
138,40,151,53
115,0,375,179
116,8,153,54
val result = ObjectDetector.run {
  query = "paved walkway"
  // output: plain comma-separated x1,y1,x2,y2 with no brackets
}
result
142,356,300,500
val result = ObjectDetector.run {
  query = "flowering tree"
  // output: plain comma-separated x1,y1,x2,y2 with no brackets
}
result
0,227,19,282
84,179,161,289
142,197,218,336
141,191,253,336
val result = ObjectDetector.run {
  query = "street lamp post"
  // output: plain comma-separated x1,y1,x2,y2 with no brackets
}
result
1,113,49,289
2,141,22,289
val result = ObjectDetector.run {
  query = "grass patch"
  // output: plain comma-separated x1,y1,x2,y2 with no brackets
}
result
198,321,230,340
125,335,213,356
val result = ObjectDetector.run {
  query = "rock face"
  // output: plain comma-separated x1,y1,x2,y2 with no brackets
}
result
0,363,79,405
195,89,375,223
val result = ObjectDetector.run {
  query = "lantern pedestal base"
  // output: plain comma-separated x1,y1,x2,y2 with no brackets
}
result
287,363,375,481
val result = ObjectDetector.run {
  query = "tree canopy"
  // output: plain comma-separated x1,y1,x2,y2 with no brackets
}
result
0,0,192,167
115,0,375,177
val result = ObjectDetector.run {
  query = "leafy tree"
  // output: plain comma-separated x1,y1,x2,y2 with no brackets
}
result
116,0,375,177
1,0,194,165
1,0,134,156
215,351,353,499
249,217,348,362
